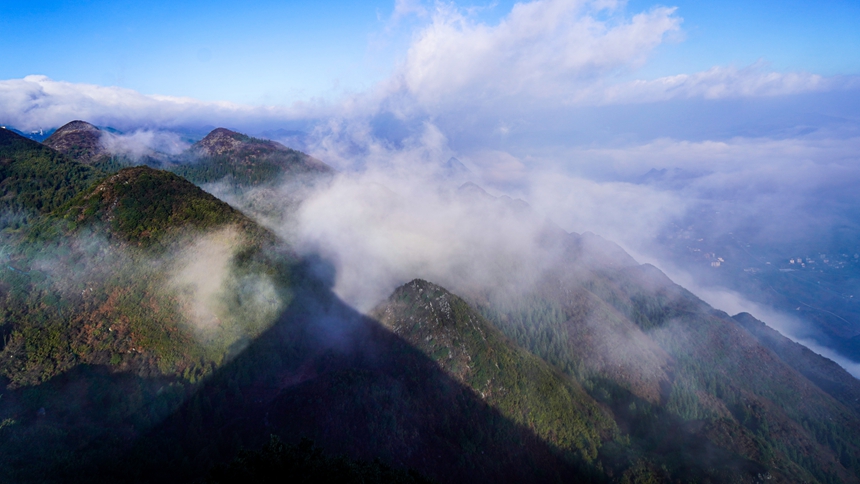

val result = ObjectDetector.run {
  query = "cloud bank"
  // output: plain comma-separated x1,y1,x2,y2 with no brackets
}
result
0,75,318,132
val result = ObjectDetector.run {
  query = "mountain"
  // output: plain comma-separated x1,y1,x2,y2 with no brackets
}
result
42,120,110,166
0,127,102,216
461,222,860,482
1,119,859,483
173,127,333,188
0,163,298,482
104,274,605,484
733,312,860,416
4,164,287,384
371,279,615,464
51,165,262,245
40,123,334,191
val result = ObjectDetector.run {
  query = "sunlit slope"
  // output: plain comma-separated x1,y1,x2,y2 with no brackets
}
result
51,165,262,244
0,165,298,482
471,227,860,483
41,120,141,174
2,166,293,388
371,279,616,464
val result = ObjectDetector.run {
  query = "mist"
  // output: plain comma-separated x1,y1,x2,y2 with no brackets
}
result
100,129,192,161
0,219,287,382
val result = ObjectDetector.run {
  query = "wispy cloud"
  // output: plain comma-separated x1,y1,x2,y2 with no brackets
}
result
593,63,842,104
100,129,192,160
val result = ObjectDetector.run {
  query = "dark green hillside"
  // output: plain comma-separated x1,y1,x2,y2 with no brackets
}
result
0,127,102,216
208,435,435,483
172,127,333,188
371,279,616,465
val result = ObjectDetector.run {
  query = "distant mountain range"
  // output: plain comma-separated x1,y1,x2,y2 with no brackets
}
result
0,122,858,483
0,127,54,143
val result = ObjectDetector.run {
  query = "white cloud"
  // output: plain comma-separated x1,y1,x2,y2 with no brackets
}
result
2,0,856,136
523,169,686,247
388,0,681,106
593,63,836,104
391,0,428,22
100,129,192,160
0,75,317,132
292,166,560,312
566,135,860,178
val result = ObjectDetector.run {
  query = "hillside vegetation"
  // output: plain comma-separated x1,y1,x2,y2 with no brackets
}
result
0,128,102,216
372,279,615,465
0,154,298,481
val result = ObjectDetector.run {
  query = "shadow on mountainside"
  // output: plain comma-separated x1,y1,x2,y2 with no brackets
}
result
57,254,602,484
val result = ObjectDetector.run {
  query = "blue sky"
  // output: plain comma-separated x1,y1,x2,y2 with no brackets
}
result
626,0,860,77
1,0,397,103
2,0,858,104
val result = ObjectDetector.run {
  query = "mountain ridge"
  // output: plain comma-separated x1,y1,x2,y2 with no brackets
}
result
0,119,859,482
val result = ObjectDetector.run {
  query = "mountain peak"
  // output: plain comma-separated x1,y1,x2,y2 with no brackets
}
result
372,278,614,463
188,127,334,181
43,120,107,164
193,127,258,157
55,120,100,133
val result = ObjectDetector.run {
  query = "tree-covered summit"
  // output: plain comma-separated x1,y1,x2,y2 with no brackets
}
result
0,127,103,215
54,165,261,245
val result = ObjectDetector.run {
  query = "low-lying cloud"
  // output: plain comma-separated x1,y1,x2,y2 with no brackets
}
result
292,167,556,311
100,129,192,161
